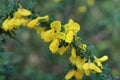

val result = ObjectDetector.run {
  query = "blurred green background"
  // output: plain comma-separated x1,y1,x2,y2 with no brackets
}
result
0,0,120,80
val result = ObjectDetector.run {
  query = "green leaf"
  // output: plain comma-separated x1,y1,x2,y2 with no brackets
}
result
0,75,5,80
0,52,12,60
0,48,4,52
0,36,4,41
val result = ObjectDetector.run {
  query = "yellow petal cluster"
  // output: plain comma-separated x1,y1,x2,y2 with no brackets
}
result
65,44,108,80
50,21,61,32
94,55,108,68
39,19,80,54
87,0,95,6
65,31,74,43
64,19,80,33
49,39,59,53
58,45,69,55
14,6,31,19
34,18,108,80
65,69,83,80
2,6,48,31
64,19,80,43
71,47,76,58
79,44,87,52
77,6,87,13
27,18,39,28
41,29,55,42
1,6,109,80
69,56,86,69
2,18,25,31
83,61,102,76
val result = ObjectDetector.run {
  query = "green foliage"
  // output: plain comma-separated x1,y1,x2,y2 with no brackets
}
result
0,46,14,80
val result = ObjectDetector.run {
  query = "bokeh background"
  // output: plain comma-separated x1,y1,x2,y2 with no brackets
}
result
0,0,120,80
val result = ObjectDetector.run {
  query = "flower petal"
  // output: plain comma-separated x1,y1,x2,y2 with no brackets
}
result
58,45,69,55
50,21,61,32
41,29,54,42
65,70,74,80
71,47,76,58
83,63,90,76
74,70,83,79
65,30,74,43
49,39,59,53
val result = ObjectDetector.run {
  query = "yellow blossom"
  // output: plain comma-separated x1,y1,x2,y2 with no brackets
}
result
38,15,49,22
83,61,102,76
2,18,11,31
41,29,55,42
41,21,63,42
71,47,76,58
94,55,108,69
50,21,66,40
77,6,87,13
27,16,49,28
79,44,87,52
22,19,29,26
53,0,62,3
54,32,65,40
64,19,80,44
18,7,31,16
2,18,24,31
50,21,61,32
69,56,86,69
14,6,31,18
27,17,40,28
65,30,74,43
64,19,80,33
58,45,69,55
35,27,46,36
87,0,95,6
49,39,59,53
65,69,83,80
14,18,25,27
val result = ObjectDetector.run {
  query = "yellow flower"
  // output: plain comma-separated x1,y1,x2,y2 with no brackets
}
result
38,15,49,22
14,19,25,27
41,21,63,41
18,7,31,16
58,45,69,55
14,6,31,18
65,69,83,80
54,32,65,40
27,16,49,28
79,44,87,52
35,27,46,36
27,17,40,28
41,29,55,42
94,55,108,69
77,6,87,13
2,18,24,31
49,39,59,53
38,21,64,54
83,61,102,76
64,19,80,43
50,21,61,32
14,12,21,19
22,19,29,26
2,18,11,31
64,19,80,33
50,21,66,40
69,56,86,69
71,47,76,58
87,0,95,6
65,30,74,43
53,0,62,3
